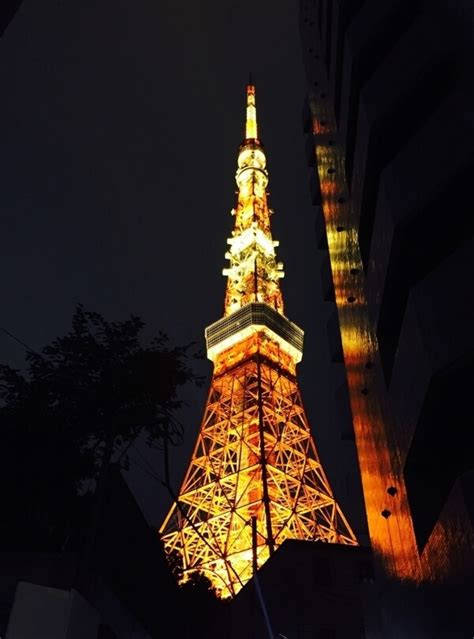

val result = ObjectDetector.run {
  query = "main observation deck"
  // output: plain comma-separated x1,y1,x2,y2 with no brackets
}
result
205,302,304,363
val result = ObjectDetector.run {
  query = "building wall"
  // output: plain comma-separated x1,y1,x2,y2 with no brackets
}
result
0,553,153,639
0,468,176,638
220,540,371,639
305,73,369,550
0,1,24,36
6,582,100,639
299,1,474,636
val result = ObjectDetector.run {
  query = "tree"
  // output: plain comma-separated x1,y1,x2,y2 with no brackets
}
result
163,546,224,637
0,304,200,550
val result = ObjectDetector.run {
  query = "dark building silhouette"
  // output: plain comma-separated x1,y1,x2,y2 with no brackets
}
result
300,1,474,637
1,466,179,638
216,540,371,639
0,1,23,37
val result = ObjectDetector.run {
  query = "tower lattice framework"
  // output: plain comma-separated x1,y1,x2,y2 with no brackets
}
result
160,83,357,599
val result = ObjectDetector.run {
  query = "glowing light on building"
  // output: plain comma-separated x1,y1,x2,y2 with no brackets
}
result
307,92,421,582
160,83,357,599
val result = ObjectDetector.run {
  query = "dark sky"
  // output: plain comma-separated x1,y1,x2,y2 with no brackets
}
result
1,0,349,526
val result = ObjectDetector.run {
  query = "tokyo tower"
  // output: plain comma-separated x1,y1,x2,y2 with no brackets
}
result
160,82,357,599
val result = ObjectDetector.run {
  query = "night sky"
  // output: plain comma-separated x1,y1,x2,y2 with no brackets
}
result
1,1,349,526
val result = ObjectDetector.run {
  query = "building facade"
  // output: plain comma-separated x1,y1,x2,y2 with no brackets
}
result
300,1,474,637
1,466,178,639
217,540,371,639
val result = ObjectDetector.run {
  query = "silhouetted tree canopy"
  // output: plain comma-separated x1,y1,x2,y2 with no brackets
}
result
0,304,200,549
163,545,223,634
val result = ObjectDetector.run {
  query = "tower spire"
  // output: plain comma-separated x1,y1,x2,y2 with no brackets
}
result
223,83,284,317
245,80,258,140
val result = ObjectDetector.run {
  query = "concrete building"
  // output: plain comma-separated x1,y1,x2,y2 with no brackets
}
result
1,466,178,638
219,540,372,639
299,1,474,637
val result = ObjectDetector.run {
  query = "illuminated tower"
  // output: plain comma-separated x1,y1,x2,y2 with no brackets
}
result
160,82,357,599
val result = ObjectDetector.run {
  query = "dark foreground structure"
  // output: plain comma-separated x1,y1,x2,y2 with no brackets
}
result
216,540,371,639
300,1,474,637
1,467,177,638
0,1,24,37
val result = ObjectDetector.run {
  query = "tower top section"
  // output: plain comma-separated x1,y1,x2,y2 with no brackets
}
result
206,82,302,365
220,83,286,320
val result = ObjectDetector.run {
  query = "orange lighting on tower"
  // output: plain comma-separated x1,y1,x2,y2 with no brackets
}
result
245,83,258,140
160,82,357,599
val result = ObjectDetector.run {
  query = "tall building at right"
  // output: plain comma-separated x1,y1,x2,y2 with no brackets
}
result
300,1,474,637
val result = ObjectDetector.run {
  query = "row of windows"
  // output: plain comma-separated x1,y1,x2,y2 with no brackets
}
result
206,303,303,353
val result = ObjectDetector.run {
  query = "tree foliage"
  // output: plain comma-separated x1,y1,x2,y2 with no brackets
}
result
0,305,200,549
163,545,223,636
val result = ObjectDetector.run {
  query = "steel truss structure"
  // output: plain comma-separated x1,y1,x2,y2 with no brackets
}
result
160,83,357,599
161,335,356,598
